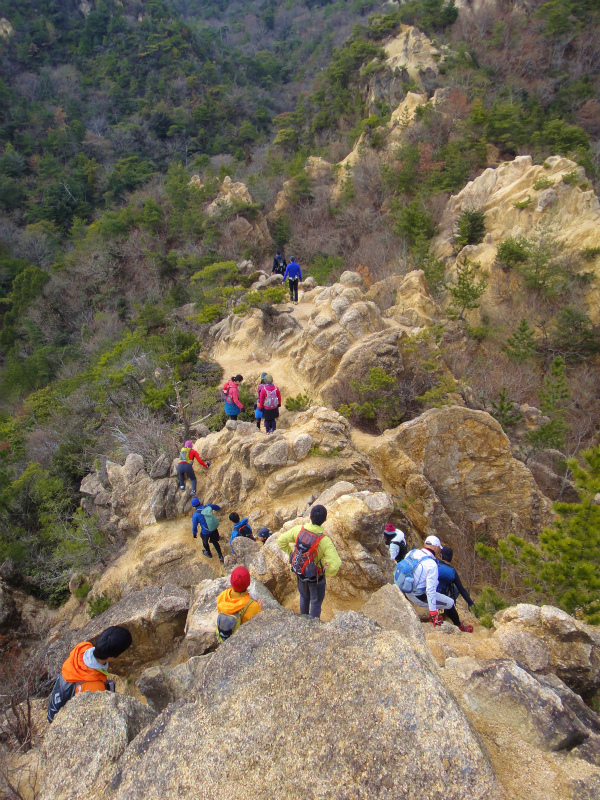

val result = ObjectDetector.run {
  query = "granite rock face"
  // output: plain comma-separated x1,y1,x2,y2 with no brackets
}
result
136,654,213,712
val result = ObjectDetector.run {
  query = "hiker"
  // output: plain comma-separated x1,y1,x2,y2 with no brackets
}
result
437,546,474,632
229,511,254,553
222,375,244,420
47,626,132,723
256,527,271,543
257,374,281,434
277,504,341,620
272,250,287,276
383,523,407,563
282,256,302,304
191,497,224,562
177,440,210,495
216,566,262,642
255,371,268,431
397,535,457,627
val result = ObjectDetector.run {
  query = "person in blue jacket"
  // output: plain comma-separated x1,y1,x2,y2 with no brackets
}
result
229,512,254,554
282,257,302,304
191,497,224,562
437,546,474,632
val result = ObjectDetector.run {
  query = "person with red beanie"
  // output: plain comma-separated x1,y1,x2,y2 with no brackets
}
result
216,566,262,642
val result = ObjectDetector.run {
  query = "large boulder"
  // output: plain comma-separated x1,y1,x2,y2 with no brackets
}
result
38,693,155,800
136,654,213,712
102,611,500,800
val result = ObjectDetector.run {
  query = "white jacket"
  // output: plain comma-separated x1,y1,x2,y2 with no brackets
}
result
410,548,439,611
389,529,406,561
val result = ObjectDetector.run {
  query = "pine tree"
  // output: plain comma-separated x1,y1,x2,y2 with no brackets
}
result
502,318,537,363
448,257,488,320
528,356,570,449
491,387,522,430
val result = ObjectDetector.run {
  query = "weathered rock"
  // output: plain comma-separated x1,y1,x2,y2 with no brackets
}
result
251,438,291,470
136,654,213,712
38,693,155,800
492,604,600,697
149,454,171,479
102,611,500,800
225,534,262,569
292,433,313,460
526,448,579,502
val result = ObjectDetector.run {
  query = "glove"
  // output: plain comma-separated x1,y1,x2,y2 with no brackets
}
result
429,610,443,627
205,461,211,468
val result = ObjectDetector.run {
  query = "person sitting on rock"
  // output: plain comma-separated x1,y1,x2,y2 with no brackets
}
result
229,511,254,554
222,375,244,420
191,497,224,563
403,535,458,627
257,374,281,434
47,626,132,723
255,372,268,431
437,546,474,633
256,527,271,543
383,523,407,563
281,257,302,304
277,504,341,620
272,250,287,276
216,566,263,642
177,440,210,495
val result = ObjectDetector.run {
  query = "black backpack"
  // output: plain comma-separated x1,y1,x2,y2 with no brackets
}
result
238,523,253,538
273,255,286,275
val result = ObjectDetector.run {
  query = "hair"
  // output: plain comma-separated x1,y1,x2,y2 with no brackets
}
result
441,546,453,563
93,626,132,661
276,250,281,255
229,512,240,523
310,504,327,526
232,374,243,382
290,255,296,261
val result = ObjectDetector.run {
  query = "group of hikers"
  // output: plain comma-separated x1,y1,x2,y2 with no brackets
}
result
272,250,303,303
221,372,283,433
48,497,475,723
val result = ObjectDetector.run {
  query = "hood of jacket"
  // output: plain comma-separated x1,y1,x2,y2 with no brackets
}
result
217,587,253,614
61,642,108,683
233,518,249,530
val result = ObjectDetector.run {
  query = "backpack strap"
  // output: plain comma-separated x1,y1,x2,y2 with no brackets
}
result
412,552,435,589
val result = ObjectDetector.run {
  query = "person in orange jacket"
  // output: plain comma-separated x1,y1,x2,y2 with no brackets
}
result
47,626,132,722
216,566,262,642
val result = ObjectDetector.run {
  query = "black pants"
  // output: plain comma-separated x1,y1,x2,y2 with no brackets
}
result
227,413,239,420
201,530,222,558
177,462,196,492
289,278,299,302
265,418,276,433
416,593,461,626
297,577,326,619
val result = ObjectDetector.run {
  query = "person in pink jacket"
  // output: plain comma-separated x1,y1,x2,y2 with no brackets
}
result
222,374,244,420
258,374,281,434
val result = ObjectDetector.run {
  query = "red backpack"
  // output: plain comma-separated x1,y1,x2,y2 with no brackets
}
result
289,527,325,581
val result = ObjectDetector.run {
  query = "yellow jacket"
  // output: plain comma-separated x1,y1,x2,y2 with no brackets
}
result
216,588,262,623
277,522,341,578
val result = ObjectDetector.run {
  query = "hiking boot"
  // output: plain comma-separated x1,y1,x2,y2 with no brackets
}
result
202,549,212,558
459,623,473,633
190,489,196,496
218,555,224,563
179,486,185,492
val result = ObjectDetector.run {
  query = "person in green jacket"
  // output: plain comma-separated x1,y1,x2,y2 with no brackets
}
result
277,504,341,620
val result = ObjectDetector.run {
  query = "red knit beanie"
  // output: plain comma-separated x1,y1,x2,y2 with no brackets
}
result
384,523,395,533
230,566,251,593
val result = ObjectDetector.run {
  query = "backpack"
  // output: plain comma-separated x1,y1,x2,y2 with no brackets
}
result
289,527,325,581
237,523,253,538
220,383,233,403
179,447,192,463
216,598,253,643
262,387,279,410
201,506,219,532
273,255,286,275
394,550,435,594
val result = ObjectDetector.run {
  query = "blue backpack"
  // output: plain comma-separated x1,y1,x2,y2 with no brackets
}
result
394,550,435,594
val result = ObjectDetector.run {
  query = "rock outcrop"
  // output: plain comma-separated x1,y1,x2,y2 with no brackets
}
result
205,176,273,251
136,654,213,712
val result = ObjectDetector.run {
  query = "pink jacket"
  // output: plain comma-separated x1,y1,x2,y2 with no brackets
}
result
258,384,281,410
223,381,243,410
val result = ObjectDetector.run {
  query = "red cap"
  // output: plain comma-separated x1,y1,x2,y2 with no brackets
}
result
230,566,251,593
384,523,395,533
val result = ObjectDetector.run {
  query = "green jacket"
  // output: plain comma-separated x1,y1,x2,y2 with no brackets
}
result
277,522,341,579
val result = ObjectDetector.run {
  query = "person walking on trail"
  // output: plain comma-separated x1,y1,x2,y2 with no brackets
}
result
216,566,262,642
222,375,244,420
277,504,341,620
272,250,287,276
47,626,132,723
282,257,302,304
191,497,224,562
401,535,457,627
257,374,281,434
177,440,210,495
229,511,254,553
254,371,268,431
437,546,474,632
383,522,407,563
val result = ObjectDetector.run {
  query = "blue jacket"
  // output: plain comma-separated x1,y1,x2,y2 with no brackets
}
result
229,518,252,548
192,503,221,536
283,261,302,282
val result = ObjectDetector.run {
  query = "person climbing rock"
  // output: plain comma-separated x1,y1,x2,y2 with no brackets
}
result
272,250,287,276
282,256,302,303
229,511,254,554
402,536,458,627
383,523,407,563
222,375,244,420
216,566,262,642
255,372,268,431
257,374,281,434
256,527,271,543
177,440,210,495
47,626,132,723
437,546,474,632
191,497,224,562
277,504,340,620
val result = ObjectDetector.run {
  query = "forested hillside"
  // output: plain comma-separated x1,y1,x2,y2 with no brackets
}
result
1,0,600,605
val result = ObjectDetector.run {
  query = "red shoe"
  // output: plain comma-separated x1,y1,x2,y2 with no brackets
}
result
459,623,473,633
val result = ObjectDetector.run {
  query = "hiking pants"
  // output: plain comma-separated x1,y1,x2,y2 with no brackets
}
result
297,577,326,619
408,592,461,626
201,530,223,558
288,278,299,302
265,418,277,434
177,462,196,492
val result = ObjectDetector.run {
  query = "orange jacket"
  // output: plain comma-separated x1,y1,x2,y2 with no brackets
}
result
62,641,108,694
216,588,261,624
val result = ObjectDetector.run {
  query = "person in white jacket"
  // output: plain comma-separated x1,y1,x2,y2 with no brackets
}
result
404,535,457,626
384,523,407,563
